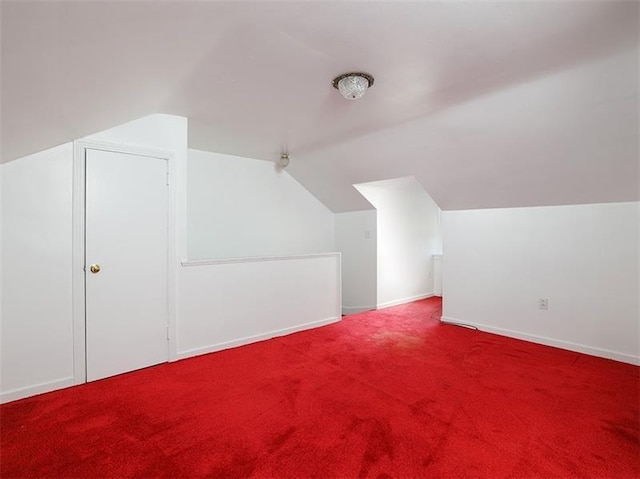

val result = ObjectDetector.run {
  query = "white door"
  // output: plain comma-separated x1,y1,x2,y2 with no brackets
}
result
85,148,169,381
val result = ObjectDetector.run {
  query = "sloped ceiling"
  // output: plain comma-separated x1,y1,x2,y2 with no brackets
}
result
1,1,638,211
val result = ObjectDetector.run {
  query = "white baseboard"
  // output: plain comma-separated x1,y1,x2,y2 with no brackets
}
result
377,292,434,310
342,305,376,315
176,316,341,360
0,377,75,404
440,316,640,366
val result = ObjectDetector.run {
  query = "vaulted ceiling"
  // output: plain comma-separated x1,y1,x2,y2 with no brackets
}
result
1,1,638,211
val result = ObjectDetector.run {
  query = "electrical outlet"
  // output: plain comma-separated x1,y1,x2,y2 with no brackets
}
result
538,298,548,310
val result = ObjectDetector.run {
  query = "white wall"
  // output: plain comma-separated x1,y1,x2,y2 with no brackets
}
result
178,254,341,358
335,210,377,314
83,113,189,261
1,143,75,401
81,113,188,374
0,163,2,392
0,115,189,403
442,202,639,364
356,177,442,309
180,149,340,358
188,149,335,259
1,115,342,403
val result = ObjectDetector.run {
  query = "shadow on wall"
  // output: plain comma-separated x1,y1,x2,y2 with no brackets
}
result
335,176,442,315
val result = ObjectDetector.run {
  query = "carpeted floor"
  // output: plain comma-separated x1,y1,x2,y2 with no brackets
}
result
1,297,638,478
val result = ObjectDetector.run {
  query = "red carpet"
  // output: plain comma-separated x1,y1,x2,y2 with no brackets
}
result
1,297,638,478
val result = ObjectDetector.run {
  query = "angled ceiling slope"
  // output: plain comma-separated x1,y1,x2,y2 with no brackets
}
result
1,2,638,212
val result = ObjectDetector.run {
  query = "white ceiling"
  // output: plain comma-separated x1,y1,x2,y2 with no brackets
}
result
2,1,638,211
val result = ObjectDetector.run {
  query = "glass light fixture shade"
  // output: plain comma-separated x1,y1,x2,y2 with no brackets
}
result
333,72,374,100
279,153,290,168
337,75,369,100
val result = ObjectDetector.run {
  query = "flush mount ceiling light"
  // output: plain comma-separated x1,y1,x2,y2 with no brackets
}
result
332,72,375,100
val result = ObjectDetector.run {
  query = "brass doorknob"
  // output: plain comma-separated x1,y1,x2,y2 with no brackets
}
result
89,264,101,274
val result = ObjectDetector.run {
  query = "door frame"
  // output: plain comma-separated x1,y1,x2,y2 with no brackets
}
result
72,140,178,384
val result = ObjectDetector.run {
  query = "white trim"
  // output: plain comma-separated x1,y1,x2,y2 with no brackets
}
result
181,252,341,267
342,305,376,315
72,142,86,384
377,292,434,310
72,140,178,383
166,147,179,362
176,316,341,360
0,166,4,391
440,316,640,366
0,377,75,404
72,139,174,160
336,253,343,322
